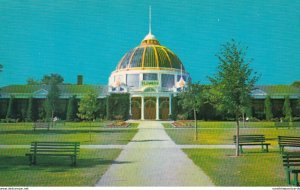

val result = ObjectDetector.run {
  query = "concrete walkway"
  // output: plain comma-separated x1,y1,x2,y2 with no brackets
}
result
96,121,214,186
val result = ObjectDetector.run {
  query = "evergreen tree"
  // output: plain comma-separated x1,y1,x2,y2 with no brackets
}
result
283,96,292,122
264,96,273,120
66,96,77,121
26,97,33,122
6,96,14,120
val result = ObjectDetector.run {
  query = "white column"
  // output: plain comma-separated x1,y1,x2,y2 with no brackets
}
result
156,96,159,120
169,95,172,115
141,96,144,120
129,96,132,116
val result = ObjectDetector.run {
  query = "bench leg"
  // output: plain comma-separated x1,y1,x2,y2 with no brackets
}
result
71,156,76,166
286,169,291,185
239,145,243,154
28,155,33,165
74,155,77,166
293,173,299,186
33,154,37,165
265,145,269,152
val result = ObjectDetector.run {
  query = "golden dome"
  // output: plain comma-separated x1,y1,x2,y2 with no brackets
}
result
116,33,185,71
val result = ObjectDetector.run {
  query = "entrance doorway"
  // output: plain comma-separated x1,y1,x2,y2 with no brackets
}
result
160,97,169,120
144,97,156,120
131,97,141,119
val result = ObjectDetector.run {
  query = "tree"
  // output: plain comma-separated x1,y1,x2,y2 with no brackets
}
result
209,39,259,156
66,96,77,121
44,81,60,124
283,96,292,122
6,96,15,121
178,82,206,140
26,97,34,122
296,96,300,117
42,74,64,85
0,64,3,72
77,90,99,142
27,78,41,85
292,81,300,88
264,96,273,120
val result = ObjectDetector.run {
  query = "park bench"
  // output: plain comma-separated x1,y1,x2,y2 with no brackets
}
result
275,122,294,129
233,135,270,153
282,153,300,186
278,136,300,153
33,122,50,131
25,141,80,166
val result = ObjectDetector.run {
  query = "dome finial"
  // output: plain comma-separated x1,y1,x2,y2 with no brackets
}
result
149,5,152,34
141,6,159,45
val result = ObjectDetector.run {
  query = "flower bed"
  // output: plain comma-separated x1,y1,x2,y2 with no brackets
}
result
172,120,194,128
106,120,130,128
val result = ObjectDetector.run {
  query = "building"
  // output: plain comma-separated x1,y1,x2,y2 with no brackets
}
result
0,15,299,121
108,31,189,120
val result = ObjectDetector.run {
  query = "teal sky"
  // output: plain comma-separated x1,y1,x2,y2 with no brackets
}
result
0,0,299,86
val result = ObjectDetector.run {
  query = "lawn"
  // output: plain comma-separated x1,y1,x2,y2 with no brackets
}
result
163,121,300,129
165,127,300,145
183,149,286,186
0,148,122,186
0,122,139,145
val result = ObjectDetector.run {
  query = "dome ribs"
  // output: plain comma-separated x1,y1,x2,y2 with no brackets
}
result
127,47,138,69
159,47,172,68
152,46,159,68
115,35,184,71
141,47,147,68
118,49,134,70
144,47,156,67
130,47,144,68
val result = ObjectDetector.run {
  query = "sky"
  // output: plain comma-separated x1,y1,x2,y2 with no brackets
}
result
0,0,299,86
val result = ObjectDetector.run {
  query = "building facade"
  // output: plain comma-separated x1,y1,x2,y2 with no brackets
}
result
108,32,189,120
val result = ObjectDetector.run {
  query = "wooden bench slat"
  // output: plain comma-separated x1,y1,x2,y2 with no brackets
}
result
233,134,269,154
278,136,300,154
282,153,300,186
25,141,80,166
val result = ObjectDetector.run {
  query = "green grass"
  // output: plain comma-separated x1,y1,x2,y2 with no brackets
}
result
165,128,300,145
0,122,138,145
183,149,286,186
163,121,297,128
0,148,122,186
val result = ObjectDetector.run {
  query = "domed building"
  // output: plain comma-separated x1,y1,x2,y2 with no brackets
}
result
108,31,190,120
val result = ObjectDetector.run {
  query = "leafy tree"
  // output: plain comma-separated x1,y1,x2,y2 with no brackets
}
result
26,97,34,122
292,81,300,88
77,90,99,142
296,96,300,117
42,74,64,85
245,105,253,119
27,78,41,85
44,81,60,124
283,96,292,122
209,39,259,156
264,96,273,120
66,96,77,121
6,96,15,121
178,82,206,140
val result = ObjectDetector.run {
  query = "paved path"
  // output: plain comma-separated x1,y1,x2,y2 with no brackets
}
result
1,144,278,149
96,121,214,186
